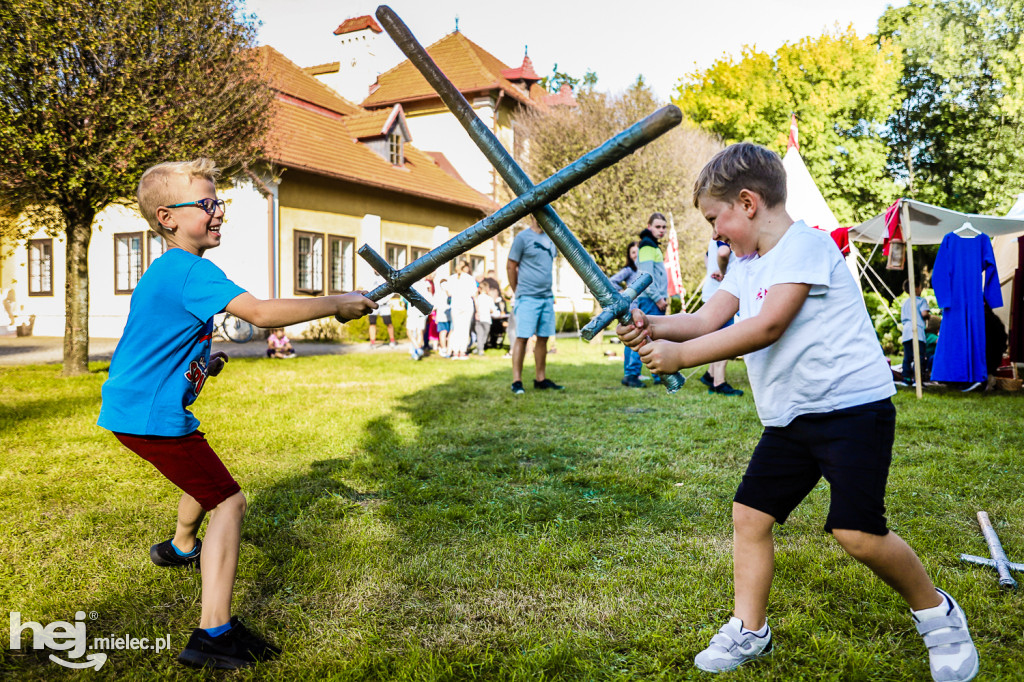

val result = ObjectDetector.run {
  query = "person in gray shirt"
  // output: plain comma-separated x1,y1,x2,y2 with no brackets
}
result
506,222,564,394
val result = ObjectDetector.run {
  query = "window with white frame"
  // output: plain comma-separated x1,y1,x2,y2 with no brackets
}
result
470,255,486,279
147,231,167,267
328,235,355,294
28,238,53,296
388,132,404,165
295,231,324,294
385,242,408,271
114,232,144,294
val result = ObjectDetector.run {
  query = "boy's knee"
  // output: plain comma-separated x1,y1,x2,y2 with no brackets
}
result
216,490,247,516
733,503,774,536
833,528,885,560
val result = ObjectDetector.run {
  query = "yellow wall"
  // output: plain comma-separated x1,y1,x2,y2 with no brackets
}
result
278,170,490,297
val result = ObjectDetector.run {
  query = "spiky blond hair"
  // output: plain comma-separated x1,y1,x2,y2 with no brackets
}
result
137,158,221,234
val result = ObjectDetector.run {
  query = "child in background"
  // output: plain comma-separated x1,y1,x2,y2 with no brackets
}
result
617,143,977,682
405,275,432,360
97,158,376,669
265,328,295,359
474,281,495,356
900,278,931,385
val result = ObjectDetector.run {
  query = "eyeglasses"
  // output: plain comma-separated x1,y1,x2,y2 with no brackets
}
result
164,198,226,215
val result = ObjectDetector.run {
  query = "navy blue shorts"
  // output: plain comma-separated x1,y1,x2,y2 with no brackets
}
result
734,398,896,535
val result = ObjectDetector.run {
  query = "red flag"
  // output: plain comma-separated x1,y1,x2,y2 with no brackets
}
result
665,221,684,297
787,113,799,151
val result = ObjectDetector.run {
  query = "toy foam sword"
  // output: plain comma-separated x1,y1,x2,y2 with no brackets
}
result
960,511,1022,590
375,5,685,393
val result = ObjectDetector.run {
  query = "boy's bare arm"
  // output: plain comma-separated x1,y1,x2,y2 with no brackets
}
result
638,283,811,375
616,290,738,348
225,292,377,328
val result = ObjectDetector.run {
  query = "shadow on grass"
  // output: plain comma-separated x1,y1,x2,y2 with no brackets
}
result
226,360,750,677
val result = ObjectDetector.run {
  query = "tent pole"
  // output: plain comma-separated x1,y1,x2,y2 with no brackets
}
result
901,200,924,399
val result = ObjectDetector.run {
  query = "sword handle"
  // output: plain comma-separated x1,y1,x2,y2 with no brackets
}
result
580,273,684,393
978,511,1017,590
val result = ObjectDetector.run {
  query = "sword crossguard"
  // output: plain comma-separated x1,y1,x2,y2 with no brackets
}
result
336,245,433,323
580,273,685,393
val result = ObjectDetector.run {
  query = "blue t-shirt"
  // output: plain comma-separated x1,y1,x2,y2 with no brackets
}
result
508,227,556,298
97,249,246,437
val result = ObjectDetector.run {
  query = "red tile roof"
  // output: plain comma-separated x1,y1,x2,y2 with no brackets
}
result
335,16,382,35
544,83,578,108
361,32,545,109
257,46,494,214
501,55,540,83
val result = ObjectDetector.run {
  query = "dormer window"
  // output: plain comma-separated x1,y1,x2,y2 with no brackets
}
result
389,131,404,165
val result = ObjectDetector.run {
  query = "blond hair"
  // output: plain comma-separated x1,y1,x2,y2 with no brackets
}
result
692,142,786,209
137,158,221,233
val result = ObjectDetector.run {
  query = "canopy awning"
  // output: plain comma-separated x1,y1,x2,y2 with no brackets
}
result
849,198,1024,244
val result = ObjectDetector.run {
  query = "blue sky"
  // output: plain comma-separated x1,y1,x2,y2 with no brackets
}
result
243,0,907,102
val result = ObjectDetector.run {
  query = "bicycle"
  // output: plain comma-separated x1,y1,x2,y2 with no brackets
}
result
213,312,256,343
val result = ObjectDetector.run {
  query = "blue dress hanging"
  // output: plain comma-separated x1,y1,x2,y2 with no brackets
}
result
930,232,1002,383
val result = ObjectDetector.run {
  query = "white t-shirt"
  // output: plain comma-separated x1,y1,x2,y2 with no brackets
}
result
719,221,895,427
406,279,432,323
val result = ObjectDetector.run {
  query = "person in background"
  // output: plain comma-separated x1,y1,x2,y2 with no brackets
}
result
448,260,477,360
900,278,932,387
699,240,743,396
265,328,295,359
507,221,563,394
474,281,495,356
368,273,396,349
622,213,668,388
612,241,646,388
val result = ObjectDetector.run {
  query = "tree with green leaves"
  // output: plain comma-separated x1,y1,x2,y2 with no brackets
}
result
540,65,598,94
878,0,1024,213
517,80,722,291
0,0,273,375
674,27,903,225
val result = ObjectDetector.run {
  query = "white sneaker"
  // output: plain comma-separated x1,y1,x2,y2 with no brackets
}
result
694,617,772,673
914,588,979,682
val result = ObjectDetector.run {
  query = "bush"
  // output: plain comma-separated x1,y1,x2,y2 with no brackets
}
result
554,310,593,332
302,308,409,343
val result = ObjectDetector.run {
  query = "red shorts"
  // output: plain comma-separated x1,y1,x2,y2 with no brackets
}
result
114,431,241,511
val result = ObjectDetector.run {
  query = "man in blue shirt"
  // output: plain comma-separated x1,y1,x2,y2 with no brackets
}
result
506,222,564,394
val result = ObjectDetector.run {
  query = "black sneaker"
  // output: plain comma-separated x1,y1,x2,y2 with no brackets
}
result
699,371,714,388
621,376,646,388
511,381,525,395
708,382,744,397
177,617,281,669
534,378,564,390
151,538,202,570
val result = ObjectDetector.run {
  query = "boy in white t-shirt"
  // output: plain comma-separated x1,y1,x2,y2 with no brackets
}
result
617,143,977,682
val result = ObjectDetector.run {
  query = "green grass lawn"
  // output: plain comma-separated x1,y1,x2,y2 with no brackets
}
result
1,340,1022,680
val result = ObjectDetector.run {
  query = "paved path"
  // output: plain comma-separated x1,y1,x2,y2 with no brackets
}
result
0,331,581,367
0,335,387,366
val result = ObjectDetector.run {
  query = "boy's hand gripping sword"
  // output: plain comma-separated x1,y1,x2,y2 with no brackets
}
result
374,5,685,392
960,511,1022,590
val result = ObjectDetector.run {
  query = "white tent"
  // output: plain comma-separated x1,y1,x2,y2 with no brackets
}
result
849,198,1024,244
783,146,839,232
850,198,1024,396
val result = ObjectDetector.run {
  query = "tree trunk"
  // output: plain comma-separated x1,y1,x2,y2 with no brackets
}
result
62,206,95,376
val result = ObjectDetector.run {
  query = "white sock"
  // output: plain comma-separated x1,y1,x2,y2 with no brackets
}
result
739,619,769,637
912,590,950,622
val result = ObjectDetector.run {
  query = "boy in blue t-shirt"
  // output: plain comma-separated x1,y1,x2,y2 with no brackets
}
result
98,158,375,669
618,143,977,682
